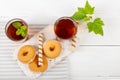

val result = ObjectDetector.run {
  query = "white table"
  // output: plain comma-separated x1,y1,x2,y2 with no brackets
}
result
0,0,120,80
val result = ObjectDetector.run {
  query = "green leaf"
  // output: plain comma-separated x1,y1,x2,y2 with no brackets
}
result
87,22,93,32
21,30,27,38
94,18,104,26
71,7,86,21
87,18,104,36
21,26,27,30
12,22,21,29
93,24,103,36
16,29,22,35
83,16,91,21
84,1,95,14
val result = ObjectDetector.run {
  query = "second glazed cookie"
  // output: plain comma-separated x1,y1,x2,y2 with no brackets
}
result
43,40,62,59
29,55,48,72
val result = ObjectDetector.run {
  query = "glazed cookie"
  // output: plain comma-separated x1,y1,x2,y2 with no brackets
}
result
29,55,48,72
43,40,62,59
18,45,36,64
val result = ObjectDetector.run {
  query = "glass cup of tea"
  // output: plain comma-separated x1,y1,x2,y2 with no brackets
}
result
54,17,77,40
5,18,28,42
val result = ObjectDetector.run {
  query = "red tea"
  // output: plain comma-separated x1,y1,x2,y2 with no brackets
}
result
5,19,28,41
54,17,77,39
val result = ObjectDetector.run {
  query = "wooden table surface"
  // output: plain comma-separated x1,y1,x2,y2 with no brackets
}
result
0,0,120,80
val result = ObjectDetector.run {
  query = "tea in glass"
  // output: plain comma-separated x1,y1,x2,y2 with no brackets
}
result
5,18,28,41
54,17,77,39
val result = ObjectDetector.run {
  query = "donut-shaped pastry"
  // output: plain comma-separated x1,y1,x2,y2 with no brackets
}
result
29,55,48,72
43,40,62,59
18,45,36,64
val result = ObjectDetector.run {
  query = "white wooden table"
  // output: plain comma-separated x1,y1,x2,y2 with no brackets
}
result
0,0,120,80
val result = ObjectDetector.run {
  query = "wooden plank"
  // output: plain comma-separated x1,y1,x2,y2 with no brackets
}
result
69,46,120,78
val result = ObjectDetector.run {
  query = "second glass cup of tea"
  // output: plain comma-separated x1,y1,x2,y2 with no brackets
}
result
5,18,28,42
54,17,77,40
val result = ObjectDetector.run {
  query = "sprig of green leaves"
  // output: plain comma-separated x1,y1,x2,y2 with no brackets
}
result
12,22,27,37
71,1,104,36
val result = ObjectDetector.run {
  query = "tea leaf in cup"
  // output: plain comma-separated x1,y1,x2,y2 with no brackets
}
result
16,29,22,35
21,26,27,30
12,21,27,37
12,22,21,29
21,30,26,38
